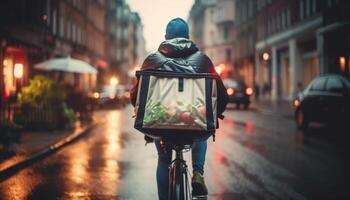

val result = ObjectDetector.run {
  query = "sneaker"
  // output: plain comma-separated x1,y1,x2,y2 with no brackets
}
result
192,171,208,196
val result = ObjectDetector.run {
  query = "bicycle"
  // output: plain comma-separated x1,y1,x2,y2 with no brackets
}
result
160,139,208,200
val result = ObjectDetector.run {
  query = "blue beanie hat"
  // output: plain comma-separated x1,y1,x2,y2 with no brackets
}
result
165,18,189,39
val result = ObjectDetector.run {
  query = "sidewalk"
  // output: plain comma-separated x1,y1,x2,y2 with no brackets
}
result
251,99,294,118
0,120,97,180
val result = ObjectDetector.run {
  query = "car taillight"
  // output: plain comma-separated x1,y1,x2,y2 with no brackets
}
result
246,87,253,96
227,88,234,96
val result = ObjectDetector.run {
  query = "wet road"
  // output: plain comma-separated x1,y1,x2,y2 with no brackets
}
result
0,105,347,200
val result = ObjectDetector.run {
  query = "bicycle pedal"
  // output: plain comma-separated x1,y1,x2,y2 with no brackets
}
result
192,195,208,200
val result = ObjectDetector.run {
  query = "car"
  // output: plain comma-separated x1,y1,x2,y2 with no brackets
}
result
293,74,350,130
223,79,253,109
90,85,127,108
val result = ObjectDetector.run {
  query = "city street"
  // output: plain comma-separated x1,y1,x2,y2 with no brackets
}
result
0,104,347,200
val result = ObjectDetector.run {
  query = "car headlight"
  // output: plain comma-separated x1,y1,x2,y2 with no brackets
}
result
293,99,301,107
227,88,234,95
93,92,100,99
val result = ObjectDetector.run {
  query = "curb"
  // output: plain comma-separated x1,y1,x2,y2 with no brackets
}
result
0,121,99,181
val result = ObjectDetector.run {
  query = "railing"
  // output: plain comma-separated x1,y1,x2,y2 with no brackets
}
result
1,103,66,130
0,101,16,123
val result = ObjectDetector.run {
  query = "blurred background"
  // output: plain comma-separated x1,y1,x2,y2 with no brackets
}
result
0,0,349,199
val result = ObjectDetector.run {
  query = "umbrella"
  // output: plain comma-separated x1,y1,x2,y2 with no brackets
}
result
34,57,97,74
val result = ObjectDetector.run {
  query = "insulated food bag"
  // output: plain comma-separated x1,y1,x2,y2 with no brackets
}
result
134,70,218,137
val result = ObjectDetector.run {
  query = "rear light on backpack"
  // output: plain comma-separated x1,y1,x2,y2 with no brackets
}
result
246,87,253,96
227,88,234,96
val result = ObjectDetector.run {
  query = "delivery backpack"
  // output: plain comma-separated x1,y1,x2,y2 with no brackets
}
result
134,70,219,140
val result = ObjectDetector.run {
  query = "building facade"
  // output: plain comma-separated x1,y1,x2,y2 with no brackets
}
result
254,0,350,100
106,0,146,85
215,0,235,79
189,0,217,56
189,0,235,79
234,0,256,87
1,0,146,103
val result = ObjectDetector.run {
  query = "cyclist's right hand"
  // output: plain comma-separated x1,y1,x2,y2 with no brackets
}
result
144,135,154,145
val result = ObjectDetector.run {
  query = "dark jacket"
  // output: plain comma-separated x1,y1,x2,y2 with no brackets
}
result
131,38,228,118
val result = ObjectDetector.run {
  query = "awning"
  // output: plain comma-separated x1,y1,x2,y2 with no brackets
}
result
34,57,98,74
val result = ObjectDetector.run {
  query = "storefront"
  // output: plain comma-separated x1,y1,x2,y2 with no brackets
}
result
1,46,27,99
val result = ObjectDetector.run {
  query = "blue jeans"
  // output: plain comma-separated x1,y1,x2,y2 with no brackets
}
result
155,140,207,200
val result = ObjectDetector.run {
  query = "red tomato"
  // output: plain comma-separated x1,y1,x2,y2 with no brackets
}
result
180,112,193,124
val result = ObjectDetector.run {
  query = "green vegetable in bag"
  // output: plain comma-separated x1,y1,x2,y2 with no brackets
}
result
144,100,168,125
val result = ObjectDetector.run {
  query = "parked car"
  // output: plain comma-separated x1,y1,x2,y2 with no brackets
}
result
293,74,350,130
91,85,127,107
223,79,253,109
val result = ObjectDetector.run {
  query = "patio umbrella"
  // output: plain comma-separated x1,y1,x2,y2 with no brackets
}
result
34,57,97,74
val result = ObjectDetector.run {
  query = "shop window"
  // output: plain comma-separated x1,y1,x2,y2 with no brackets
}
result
2,48,26,98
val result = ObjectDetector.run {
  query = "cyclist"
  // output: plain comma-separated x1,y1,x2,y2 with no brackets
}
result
131,18,228,200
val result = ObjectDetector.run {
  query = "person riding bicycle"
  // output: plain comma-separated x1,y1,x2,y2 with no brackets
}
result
131,18,228,199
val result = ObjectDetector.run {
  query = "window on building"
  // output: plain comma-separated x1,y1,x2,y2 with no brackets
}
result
45,0,51,26
282,10,286,29
271,15,275,33
59,17,65,37
52,9,57,35
77,26,81,43
223,26,229,40
248,0,253,17
312,0,316,13
287,8,291,26
300,0,305,19
327,0,339,8
81,30,84,44
300,0,316,19
276,13,281,31
306,0,311,17
72,23,76,42
66,20,71,39
248,34,254,52
226,49,231,62
210,30,215,44
211,8,215,22
267,16,271,34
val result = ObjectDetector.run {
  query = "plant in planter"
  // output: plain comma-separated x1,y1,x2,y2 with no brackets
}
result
15,75,76,130
0,120,22,155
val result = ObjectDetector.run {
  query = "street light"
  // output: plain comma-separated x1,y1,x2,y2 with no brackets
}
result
110,77,118,86
263,52,270,61
339,56,346,72
215,64,226,75
14,63,24,96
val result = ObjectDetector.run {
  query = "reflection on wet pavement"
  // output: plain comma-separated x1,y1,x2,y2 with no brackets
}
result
0,106,347,199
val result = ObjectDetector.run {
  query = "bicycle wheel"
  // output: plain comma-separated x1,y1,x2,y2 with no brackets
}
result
169,160,187,200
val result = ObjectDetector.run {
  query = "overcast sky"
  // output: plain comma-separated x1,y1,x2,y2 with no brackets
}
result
127,0,194,53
